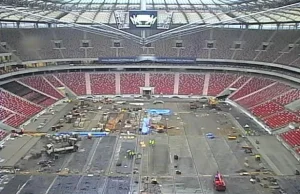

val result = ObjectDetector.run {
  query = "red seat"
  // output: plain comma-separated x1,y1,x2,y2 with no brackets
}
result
207,73,239,96
55,73,86,95
280,129,300,148
274,89,300,105
263,111,300,129
120,73,145,94
250,101,284,118
90,73,116,95
178,74,205,95
150,73,175,95
230,77,274,100
20,76,63,99
0,90,42,117
237,83,291,108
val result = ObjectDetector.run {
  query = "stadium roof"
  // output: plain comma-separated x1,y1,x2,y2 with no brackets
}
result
0,0,300,43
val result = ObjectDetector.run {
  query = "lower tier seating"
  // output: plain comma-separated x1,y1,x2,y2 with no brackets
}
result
263,111,300,129
280,129,300,148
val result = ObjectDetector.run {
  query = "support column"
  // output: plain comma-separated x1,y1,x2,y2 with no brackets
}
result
115,72,121,95
173,73,179,95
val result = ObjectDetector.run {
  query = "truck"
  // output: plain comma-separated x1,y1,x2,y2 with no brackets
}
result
46,143,78,155
213,172,226,191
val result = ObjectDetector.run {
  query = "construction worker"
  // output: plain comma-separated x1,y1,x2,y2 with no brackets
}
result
149,139,155,146
127,150,135,158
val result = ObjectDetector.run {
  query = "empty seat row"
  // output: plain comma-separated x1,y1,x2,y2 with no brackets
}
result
250,101,284,118
263,110,300,129
280,129,300,148
20,76,63,99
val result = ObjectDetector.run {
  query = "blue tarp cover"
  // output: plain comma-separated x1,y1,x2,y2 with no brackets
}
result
147,109,171,115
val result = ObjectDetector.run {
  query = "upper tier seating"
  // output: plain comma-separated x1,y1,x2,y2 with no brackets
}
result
0,90,42,117
90,73,116,95
56,73,86,95
236,83,291,108
273,89,300,105
178,74,205,95
207,73,238,96
263,110,300,129
20,76,63,99
230,77,274,100
250,101,284,118
1,28,300,66
120,73,145,94
150,73,175,95
280,129,300,148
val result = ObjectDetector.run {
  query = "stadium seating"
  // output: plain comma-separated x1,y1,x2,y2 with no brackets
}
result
233,30,272,61
150,73,175,95
3,114,27,128
120,73,145,94
273,89,300,105
207,73,238,96
236,83,291,108
44,75,64,88
230,77,274,100
263,110,300,129
230,76,250,89
20,76,63,99
0,90,42,117
178,73,205,95
1,28,300,66
39,98,57,107
0,129,7,140
250,101,284,118
56,73,86,95
90,73,116,95
280,129,300,148
0,108,12,121
210,29,242,59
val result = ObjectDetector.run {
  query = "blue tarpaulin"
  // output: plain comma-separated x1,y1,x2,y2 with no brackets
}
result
55,131,109,137
142,118,150,135
147,109,171,116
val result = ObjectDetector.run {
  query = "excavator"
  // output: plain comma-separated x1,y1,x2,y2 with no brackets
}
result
213,172,226,191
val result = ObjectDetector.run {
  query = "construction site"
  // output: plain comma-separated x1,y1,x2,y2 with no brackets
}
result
0,97,299,194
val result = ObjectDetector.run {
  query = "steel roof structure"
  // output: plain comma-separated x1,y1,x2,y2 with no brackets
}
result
0,0,300,43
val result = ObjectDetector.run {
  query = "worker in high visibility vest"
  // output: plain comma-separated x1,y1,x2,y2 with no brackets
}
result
127,150,135,158
149,139,155,146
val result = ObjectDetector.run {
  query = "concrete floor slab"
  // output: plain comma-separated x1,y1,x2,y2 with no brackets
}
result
104,176,130,194
149,144,170,176
47,175,81,194
18,175,55,194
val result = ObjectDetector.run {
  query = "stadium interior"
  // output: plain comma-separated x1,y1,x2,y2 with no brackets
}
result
1,0,300,193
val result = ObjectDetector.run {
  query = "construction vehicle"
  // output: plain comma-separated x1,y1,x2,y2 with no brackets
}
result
208,97,219,108
213,172,226,191
242,146,253,153
255,154,261,161
45,143,78,155
189,101,199,110
102,97,113,104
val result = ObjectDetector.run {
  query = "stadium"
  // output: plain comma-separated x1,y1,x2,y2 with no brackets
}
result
1,0,300,193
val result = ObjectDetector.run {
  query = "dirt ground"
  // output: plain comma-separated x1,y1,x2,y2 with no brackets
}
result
1,99,300,194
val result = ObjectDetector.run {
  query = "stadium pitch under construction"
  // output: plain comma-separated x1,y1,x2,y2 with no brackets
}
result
0,98,299,194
